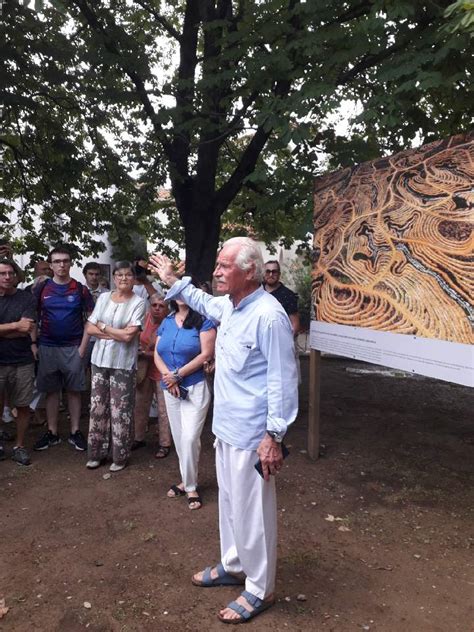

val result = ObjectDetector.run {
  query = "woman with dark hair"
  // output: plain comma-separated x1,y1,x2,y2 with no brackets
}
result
154,291,216,510
85,261,145,472
132,294,172,457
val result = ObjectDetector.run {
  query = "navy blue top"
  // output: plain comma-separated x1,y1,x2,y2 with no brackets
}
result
157,314,216,388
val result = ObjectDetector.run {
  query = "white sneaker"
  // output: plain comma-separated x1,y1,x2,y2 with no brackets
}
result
109,462,126,472
86,460,102,469
2,407,14,423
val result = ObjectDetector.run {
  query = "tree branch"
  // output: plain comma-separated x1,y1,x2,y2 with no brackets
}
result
213,0,299,213
327,1,373,26
70,0,178,170
133,0,182,42
336,15,436,86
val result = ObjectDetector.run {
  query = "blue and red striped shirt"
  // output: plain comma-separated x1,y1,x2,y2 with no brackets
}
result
35,279,94,346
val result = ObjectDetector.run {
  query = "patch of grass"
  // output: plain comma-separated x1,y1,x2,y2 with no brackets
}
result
283,549,320,569
122,520,136,531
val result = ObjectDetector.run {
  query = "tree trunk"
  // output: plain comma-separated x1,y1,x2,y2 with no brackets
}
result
181,197,221,283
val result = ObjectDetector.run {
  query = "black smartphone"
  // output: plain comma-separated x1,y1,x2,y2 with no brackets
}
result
178,385,189,400
254,442,289,478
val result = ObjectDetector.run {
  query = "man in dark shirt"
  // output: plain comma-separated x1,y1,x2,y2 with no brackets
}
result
263,261,300,335
0,259,37,465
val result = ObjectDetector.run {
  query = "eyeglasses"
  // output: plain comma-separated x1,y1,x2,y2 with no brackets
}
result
51,259,71,265
265,269,280,275
114,273,134,279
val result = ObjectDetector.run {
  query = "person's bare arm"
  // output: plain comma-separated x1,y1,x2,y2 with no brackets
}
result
86,320,139,342
85,321,112,340
97,322,140,343
0,318,34,338
153,344,170,376
30,324,38,361
142,278,157,298
78,329,90,358
289,312,301,336
154,345,180,398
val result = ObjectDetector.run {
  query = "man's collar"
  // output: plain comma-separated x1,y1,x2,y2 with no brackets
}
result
52,276,71,285
0,288,17,297
232,285,264,310
264,281,281,293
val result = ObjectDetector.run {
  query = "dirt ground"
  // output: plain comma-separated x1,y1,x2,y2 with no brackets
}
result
0,356,473,632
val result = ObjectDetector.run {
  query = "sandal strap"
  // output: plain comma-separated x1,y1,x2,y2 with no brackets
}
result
226,600,251,620
187,495,202,504
201,566,213,584
169,484,185,496
241,590,263,609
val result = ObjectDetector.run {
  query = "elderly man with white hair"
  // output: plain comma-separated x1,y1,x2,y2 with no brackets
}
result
149,237,298,624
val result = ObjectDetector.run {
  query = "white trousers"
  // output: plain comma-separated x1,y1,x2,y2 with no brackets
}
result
216,438,277,599
163,380,211,492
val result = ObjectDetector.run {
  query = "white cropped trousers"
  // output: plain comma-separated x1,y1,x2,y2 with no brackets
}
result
163,380,211,492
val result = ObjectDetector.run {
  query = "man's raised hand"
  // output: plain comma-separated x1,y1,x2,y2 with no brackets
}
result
148,253,180,287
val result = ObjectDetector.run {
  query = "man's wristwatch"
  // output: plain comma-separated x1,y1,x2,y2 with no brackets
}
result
266,430,283,443
99,322,107,332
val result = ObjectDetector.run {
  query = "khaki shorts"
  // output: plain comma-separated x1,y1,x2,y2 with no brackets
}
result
0,363,35,408
37,345,86,393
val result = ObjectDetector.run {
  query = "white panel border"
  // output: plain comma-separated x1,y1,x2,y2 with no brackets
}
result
310,321,473,387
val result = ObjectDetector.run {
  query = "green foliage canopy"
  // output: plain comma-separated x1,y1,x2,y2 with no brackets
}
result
1,1,472,277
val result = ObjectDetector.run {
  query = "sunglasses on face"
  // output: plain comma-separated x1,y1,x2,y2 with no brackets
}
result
265,269,280,275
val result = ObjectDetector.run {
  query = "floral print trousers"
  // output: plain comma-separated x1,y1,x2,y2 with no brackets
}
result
88,365,136,465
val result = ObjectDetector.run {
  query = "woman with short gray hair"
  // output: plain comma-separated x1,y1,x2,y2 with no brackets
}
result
85,261,145,472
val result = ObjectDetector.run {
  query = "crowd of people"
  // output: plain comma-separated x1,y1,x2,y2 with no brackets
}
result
0,245,185,477
1,236,301,623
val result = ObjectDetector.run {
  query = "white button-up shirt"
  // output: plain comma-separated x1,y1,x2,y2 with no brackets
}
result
166,278,298,450
88,292,145,371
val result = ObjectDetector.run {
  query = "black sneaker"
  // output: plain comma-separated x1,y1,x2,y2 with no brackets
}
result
33,430,61,451
12,446,31,466
68,430,87,451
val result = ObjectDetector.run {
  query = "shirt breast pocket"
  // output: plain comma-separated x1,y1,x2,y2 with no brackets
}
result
227,341,253,374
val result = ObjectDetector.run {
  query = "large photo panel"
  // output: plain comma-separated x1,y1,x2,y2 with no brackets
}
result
311,132,473,386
